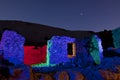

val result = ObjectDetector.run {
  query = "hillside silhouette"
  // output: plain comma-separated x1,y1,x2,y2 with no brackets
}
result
0,20,94,46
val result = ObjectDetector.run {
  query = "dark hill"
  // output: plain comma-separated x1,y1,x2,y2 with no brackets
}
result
0,20,94,46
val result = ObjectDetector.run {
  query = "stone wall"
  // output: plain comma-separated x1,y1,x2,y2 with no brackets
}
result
0,30,25,65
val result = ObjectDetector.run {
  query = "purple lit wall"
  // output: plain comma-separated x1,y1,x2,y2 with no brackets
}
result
0,30,25,65
0,43,3,55
48,36,75,64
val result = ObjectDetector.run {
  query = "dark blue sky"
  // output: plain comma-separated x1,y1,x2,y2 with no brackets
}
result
0,0,120,32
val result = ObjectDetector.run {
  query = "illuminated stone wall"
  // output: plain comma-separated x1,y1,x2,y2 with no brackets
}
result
89,35,103,64
0,42,3,55
24,45,47,65
0,30,25,65
32,40,57,67
74,37,93,67
32,36,75,67
48,36,75,64
112,28,120,48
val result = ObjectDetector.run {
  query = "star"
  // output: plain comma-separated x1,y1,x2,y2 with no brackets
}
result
80,13,84,16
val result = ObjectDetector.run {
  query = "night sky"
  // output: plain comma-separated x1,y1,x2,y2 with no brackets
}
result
0,0,120,32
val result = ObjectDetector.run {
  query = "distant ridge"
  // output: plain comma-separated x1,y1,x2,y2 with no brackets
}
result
0,20,94,46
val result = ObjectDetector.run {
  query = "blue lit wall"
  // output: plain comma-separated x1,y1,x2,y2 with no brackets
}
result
74,37,94,67
97,36,103,59
0,44,3,55
0,30,25,65
48,36,75,64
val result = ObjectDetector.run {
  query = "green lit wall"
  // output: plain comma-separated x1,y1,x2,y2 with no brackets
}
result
112,28,120,48
89,35,103,64
32,40,56,67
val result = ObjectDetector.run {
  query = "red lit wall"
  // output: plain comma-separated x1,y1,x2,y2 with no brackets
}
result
24,45,47,65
